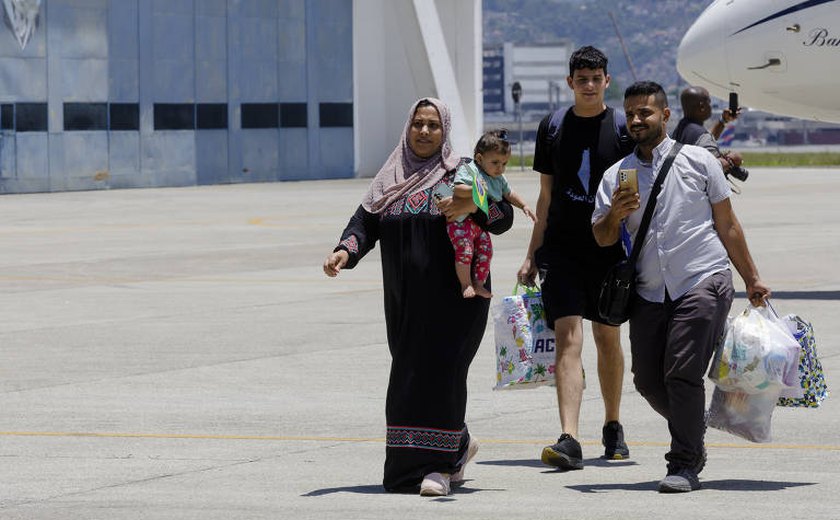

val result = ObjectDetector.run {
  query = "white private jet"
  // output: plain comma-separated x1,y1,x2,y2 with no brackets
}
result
677,0,840,123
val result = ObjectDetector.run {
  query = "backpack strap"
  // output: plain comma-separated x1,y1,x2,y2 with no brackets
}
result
612,109,627,135
613,109,630,144
544,106,572,148
548,106,630,148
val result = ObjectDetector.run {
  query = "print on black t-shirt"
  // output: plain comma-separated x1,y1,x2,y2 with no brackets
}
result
532,107,634,265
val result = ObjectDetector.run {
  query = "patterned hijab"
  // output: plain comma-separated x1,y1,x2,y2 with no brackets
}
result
362,98,460,213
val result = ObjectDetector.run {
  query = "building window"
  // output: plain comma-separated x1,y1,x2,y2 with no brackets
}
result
15,103,48,132
110,103,140,131
241,103,279,129
279,103,307,128
154,103,195,130
319,102,353,128
1,104,13,130
64,103,108,131
197,103,228,129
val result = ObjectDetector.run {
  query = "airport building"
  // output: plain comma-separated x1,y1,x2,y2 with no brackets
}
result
482,41,573,116
0,0,482,194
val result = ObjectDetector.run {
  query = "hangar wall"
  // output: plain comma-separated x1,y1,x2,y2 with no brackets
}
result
0,0,354,193
0,0,483,192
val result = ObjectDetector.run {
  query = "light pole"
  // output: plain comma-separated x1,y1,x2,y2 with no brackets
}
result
511,81,523,170
548,80,561,112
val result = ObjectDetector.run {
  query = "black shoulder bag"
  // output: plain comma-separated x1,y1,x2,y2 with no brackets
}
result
597,143,683,325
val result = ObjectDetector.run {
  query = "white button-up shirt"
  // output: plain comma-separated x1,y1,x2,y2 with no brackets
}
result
593,137,731,303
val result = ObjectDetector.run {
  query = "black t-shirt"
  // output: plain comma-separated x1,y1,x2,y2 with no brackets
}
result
672,118,706,145
672,117,722,157
533,107,633,266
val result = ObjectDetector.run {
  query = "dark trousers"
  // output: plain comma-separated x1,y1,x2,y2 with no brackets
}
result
629,270,734,469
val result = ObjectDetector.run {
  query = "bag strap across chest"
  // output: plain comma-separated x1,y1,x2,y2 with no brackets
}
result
627,143,683,265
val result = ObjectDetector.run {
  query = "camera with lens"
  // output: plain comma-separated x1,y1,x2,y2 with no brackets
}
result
727,165,749,182
723,155,748,182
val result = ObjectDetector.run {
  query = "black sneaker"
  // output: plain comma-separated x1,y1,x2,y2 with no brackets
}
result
658,467,701,493
694,447,707,475
602,421,630,460
541,433,583,470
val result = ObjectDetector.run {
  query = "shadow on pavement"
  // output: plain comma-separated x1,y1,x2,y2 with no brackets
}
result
302,482,506,497
301,484,385,496
566,479,815,493
476,458,545,468
701,479,816,491
477,458,638,470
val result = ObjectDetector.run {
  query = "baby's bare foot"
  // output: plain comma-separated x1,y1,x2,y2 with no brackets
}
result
473,284,492,299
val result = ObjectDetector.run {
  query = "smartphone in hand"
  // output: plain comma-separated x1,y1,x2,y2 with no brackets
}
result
432,183,453,202
729,92,739,115
618,168,638,194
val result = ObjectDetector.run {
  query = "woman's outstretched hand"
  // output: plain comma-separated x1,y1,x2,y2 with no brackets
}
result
323,250,349,277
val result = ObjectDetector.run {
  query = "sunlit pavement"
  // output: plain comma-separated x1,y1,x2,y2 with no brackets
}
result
0,168,838,519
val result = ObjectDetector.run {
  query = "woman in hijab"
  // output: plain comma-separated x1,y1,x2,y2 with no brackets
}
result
323,98,512,496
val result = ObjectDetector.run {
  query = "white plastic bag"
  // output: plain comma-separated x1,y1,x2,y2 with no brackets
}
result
707,386,779,443
708,304,800,394
707,303,802,442
492,289,556,389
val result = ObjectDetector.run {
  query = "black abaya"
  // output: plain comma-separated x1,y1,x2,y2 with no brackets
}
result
336,167,510,491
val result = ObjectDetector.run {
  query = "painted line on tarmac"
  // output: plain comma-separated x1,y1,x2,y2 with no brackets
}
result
0,275,381,285
1,431,838,451
0,431,380,442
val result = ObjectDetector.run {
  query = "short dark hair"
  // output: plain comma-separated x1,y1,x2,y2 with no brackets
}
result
624,81,669,108
474,128,511,156
569,46,608,76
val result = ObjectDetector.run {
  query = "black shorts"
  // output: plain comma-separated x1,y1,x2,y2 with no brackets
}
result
540,256,616,328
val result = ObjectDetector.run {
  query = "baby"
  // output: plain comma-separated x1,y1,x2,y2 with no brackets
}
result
445,129,536,298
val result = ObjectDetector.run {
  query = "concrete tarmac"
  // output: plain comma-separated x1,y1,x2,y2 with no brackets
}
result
1,168,838,519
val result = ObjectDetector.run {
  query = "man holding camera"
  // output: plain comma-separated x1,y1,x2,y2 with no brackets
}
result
672,86,748,183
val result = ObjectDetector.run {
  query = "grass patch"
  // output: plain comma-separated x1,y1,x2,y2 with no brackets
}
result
509,152,840,168
739,152,840,167
508,155,534,168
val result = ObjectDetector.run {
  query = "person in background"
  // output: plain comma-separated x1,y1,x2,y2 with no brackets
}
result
672,86,745,183
323,98,513,496
517,45,635,471
592,81,770,493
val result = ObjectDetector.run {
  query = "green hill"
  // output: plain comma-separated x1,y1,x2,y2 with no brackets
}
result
484,0,714,99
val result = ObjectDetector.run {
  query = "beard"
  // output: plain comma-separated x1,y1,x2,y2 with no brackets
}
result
630,124,664,147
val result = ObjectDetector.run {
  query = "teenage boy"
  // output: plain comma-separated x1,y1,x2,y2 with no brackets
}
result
518,46,635,470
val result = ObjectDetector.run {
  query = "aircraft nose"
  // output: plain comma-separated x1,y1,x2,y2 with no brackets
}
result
677,7,730,92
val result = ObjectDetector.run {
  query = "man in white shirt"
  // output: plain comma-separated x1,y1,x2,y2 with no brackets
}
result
591,81,770,493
